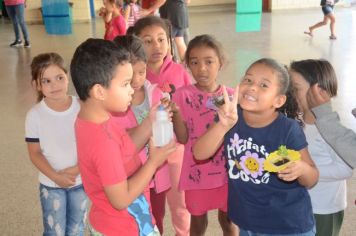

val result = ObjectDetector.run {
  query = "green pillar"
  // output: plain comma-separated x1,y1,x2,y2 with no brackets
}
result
236,0,262,32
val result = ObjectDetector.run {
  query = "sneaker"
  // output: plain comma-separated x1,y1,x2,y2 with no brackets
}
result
24,41,31,48
10,40,22,47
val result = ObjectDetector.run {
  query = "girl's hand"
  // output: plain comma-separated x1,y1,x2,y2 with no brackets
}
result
99,7,107,17
148,139,177,168
277,160,307,182
54,171,76,188
217,84,239,130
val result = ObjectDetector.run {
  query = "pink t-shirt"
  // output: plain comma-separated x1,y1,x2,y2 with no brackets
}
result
4,0,24,5
111,81,171,193
104,14,126,41
75,116,154,235
146,56,191,97
172,85,233,191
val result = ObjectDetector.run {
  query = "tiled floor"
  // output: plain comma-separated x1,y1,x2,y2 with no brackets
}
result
0,5,355,235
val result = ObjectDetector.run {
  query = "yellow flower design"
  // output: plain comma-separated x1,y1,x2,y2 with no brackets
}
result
264,145,301,172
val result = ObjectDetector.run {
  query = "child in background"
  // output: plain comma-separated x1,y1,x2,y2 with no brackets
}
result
194,58,319,236
112,34,172,233
99,0,126,40
306,84,356,169
132,15,191,235
123,0,141,28
290,59,353,236
304,0,337,40
171,34,237,235
25,53,87,235
71,38,176,236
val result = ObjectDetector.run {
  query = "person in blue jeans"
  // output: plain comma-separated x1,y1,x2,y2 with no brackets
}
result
304,0,338,40
25,53,87,235
4,0,30,47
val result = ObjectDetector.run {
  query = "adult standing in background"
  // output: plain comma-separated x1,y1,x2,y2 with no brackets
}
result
159,0,189,62
4,0,30,47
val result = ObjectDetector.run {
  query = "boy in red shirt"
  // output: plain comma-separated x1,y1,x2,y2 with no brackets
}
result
70,38,176,236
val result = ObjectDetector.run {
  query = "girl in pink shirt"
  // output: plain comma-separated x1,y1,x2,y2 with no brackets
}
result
99,0,126,41
171,35,238,235
131,15,191,236
112,35,173,233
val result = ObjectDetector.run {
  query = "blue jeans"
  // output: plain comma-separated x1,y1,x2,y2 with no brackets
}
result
5,4,29,41
39,184,88,236
239,227,316,236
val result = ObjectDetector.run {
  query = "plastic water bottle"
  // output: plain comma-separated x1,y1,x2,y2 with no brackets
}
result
152,105,173,147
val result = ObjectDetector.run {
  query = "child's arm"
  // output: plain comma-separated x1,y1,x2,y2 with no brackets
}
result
123,4,131,23
171,102,188,144
278,148,319,188
316,151,353,181
140,0,166,17
308,84,356,169
104,139,176,210
27,143,76,188
99,7,113,23
194,85,239,160
126,116,153,151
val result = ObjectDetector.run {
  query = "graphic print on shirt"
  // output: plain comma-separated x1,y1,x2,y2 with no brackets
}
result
185,94,203,111
188,166,201,183
225,132,271,184
160,82,176,97
127,194,155,236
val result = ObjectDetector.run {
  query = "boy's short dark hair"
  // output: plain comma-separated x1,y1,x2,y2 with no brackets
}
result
70,38,130,101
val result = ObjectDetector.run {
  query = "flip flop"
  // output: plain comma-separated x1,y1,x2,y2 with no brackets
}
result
329,35,337,40
304,31,313,37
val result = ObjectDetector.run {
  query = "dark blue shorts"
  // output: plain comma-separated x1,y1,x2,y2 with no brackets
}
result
171,25,185,37
322,5,334,15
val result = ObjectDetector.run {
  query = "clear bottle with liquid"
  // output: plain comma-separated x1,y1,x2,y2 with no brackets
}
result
152,105,173,147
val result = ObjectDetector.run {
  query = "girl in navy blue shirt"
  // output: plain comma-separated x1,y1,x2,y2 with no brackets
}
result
193,58,319,236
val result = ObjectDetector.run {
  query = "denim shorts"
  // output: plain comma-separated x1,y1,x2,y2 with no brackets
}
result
322,5,334,16
239,227,316,236
39,184,88,236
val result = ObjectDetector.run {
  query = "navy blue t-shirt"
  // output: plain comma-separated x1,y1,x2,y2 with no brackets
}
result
224,108,315,234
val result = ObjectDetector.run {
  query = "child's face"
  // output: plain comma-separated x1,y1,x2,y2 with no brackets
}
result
138,25,169,65
131,60,147,91
290,70,310,113
102,62,134,112
188,46,220,92
103,0,114,11
38,65,69,101
239,63,286,113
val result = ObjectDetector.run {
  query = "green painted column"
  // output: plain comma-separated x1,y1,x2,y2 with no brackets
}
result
236,0,262,32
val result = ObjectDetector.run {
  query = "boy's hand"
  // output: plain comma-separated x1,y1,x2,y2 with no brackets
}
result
277,160,306,182
217,85,239,130
54,171,76,188
148,139,176,168
307,84,331,109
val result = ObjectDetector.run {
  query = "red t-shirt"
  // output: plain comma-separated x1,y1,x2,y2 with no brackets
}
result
104,14,126,41
75,116,154,235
